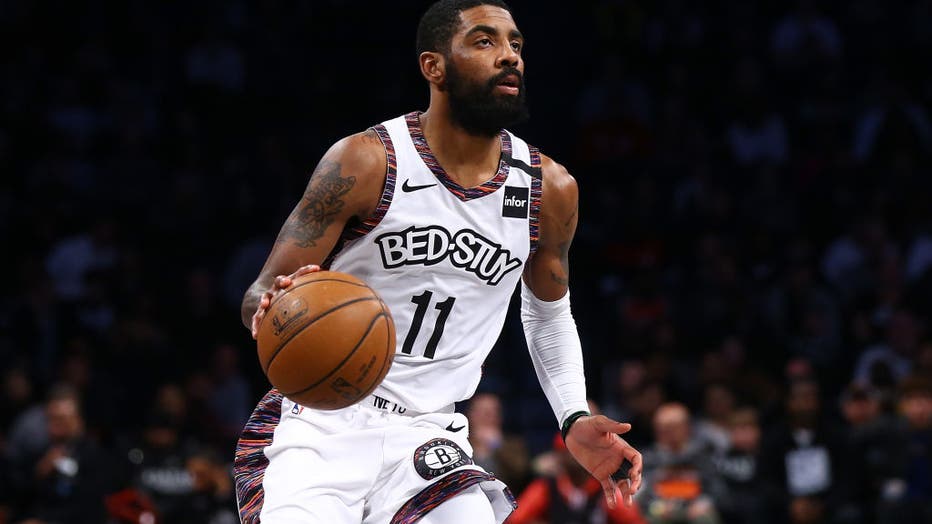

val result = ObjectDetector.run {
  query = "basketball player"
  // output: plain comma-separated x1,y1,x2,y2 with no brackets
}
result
234,1,642,522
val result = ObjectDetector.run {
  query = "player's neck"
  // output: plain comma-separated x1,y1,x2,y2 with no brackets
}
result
419,108,502,188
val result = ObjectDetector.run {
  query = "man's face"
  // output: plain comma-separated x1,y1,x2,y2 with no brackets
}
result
787,381,820,422
900,393,932,430
443,5,529,136
653,405,691,451
467,393,502,427
47,398,83,443
729,423,761,452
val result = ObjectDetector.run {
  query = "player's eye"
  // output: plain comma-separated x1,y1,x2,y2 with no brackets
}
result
510,41,522,52
477,38,493,47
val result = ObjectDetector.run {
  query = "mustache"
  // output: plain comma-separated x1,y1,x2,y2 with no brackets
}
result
488,68,524,88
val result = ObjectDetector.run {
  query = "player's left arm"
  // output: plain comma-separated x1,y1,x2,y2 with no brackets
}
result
522,154,643,508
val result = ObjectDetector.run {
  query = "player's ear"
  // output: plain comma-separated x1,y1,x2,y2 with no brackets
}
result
419,51,445,88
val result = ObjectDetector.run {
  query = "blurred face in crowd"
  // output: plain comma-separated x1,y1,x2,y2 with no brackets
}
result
188,456,214,492
899,392,932,430
703,383,736,422
3,368,32,405
467,393,502,428
632,381,666,419
917,342,932,375
47,397,84,443
728,409,760,453
617,360,647,396
787,380,820,427
145,424,179,449
155,383,187,421
653,403,691,452
841,389,879,427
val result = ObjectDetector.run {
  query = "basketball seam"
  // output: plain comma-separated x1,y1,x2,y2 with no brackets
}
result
371,301,394,391
280,311,387,397
263,296,379,372
266,277,371,311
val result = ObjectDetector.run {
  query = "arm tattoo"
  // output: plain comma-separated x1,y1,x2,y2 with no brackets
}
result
550,270,569,286
276,160,356,248
550,240,571,286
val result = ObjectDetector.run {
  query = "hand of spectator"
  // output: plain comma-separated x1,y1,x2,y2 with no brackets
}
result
251,264,320,339
34,445,66,480
564,414,643,509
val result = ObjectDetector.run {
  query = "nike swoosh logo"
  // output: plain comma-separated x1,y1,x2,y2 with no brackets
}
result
445,422,465,432
402,180,437,192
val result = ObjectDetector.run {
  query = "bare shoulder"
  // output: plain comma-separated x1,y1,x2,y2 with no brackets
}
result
302,128,388,221
325,128,387,182
539,153,578,215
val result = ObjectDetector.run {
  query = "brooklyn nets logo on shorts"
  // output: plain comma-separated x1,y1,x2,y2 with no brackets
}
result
413,438,472,480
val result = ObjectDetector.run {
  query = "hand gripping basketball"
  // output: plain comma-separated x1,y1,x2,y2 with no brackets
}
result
251,265,321,339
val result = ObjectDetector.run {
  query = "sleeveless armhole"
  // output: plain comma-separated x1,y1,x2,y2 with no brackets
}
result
528,145,543,256
322,125,397,268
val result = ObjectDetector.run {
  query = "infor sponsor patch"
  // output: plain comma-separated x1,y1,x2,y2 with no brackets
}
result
413,438,472,480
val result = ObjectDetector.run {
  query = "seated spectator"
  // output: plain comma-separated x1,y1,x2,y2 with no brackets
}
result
726,58,788,166
467,392,531,494
638,402,725,523
183,448,238,524
841,383,910,521
712,408,772,524
840,383,882,430
206,343,252,446
605,378,668,452
852,76,932,164
821,217,897,303
10,384,117,523
694,383,736,453
853,308,921,389
770,0,843,64
508,433,645,524
877,375,932,523
120,409,199,522
760,377,854,524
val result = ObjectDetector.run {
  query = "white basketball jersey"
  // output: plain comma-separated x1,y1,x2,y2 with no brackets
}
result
325,112,542,413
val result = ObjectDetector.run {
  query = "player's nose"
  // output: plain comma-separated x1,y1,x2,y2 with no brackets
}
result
496,45,520,69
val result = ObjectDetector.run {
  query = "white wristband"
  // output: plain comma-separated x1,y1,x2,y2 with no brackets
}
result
520,281,590,426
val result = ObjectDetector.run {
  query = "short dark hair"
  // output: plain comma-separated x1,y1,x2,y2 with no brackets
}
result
416,0,512,56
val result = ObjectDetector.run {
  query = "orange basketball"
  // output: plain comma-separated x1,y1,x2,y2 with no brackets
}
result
256,271,395,410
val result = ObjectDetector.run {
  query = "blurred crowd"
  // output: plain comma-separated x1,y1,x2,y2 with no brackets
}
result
1,0,931,523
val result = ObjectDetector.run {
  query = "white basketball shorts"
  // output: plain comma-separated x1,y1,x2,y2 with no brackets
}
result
233,389,516,523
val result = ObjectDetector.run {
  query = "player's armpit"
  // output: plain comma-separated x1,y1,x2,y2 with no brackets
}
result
240,130,387,329
523,154,578,302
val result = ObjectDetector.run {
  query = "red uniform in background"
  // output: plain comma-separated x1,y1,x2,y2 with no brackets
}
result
507,435,646,524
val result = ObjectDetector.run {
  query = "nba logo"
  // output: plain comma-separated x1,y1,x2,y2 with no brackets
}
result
291,403,304,415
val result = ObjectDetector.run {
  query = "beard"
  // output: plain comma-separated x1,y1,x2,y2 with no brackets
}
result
445,60,529,137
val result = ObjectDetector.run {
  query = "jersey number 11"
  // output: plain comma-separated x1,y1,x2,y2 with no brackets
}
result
401,291,456,359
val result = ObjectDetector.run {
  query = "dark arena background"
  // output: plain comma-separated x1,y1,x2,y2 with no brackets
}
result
2,1,932,523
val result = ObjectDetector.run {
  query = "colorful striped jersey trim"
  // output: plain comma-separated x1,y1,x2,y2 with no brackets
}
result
528,145,542,256
233,389,283,524
404,112,512,202
390,469,516,524
323,125,397,268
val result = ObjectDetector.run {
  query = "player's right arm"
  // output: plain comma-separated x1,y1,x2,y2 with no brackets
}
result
241,129,387,337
